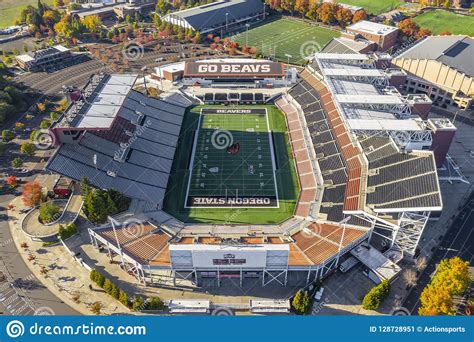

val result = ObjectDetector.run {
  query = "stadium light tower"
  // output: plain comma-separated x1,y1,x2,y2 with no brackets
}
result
226,12,229,31
141,65,148,95
284,53,292,65
245,23,250,46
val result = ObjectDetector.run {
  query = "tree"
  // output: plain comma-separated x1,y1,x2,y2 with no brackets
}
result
403,269,418,288
39,200,61,223
20,142,36,156
362,280,391,310
53,0,65,7
295,0,309,17
352,9,367,24
22,181,43,207
6,176,17,188
398,19,420,38
103,279,114,294
11,157,23,168
335,7,353,28
439,31,452,35
145,297,164,310
90,302,102,315
291,290,310,314
305,0,319,20
316,2,337,24
192,31,201,44
119,290,130,307
81,15,102,34
22,44,28,53
156,0,170,15
37,102,46,112
2,129,15,142
132,296,144,311
416,28,432,39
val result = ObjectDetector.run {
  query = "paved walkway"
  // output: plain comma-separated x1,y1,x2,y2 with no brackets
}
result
8,195,130,315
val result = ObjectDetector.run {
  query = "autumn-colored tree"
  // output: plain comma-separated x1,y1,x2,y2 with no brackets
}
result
249,46,257,55
419,257,470,315
22,181,43,207
305,0,319,20
295,0,309,17
37,102,46,112
439,31,452,35
416,28,432,39
242,45,250,54
397,19,420,38
6,176,17,188
281,0,296,14
335,7,353,28
81,15,102,34
352,9,367,24
317,2,337,24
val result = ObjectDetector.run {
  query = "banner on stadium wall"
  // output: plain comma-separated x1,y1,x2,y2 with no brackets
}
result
184,61,285,77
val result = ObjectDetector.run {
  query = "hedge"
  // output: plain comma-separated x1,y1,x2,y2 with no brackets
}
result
362,280,391,310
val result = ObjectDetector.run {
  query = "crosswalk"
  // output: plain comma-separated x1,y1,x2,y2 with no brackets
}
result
0,257,36,315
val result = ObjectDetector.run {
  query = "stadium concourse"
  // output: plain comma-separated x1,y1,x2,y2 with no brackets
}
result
47,52,447,288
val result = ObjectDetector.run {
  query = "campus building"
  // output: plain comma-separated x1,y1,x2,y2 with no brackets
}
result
16,45,71,72
346,20,399,52
392,35,474,109
161,0,266,34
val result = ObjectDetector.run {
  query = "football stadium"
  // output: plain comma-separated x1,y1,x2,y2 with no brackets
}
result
46,54,452,292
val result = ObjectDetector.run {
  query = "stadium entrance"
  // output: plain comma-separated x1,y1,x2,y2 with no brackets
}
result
185,107,279,208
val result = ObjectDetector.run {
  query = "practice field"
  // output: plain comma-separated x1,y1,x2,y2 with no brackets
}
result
186,108,278,208
413,10,474,36
0,0,54,28
231,18,340,65
337,0,403,15
164,105,300,224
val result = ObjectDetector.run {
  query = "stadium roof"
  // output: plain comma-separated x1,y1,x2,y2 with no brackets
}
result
163,0,264,32
396,35,474,77
64,74,137,129
47,77,190,205
321,37,373,54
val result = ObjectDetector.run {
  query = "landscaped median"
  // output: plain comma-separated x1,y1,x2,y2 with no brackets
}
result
7,195,131,315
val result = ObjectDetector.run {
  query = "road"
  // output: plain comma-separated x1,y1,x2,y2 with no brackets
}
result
0,192,78,315
403,191,474,314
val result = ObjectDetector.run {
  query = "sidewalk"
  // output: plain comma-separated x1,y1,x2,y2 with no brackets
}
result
7,195,130,315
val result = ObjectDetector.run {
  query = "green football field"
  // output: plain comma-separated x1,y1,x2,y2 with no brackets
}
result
335,0,403,15
164,105,300,224
413,10,474,36
186,109,278,206
231,18,340,65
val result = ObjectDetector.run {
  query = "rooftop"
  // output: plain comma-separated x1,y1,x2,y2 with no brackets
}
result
395,35,474,77
348,20,399,36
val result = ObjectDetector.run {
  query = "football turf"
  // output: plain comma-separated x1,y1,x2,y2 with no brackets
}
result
186,109,278,205
164,105,299,224
231,17,340,65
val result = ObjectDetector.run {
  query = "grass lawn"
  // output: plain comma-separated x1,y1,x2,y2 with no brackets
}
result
337,0,404,15
163,105,300,225
231,17,340,65
0,0,54,28
414,10,474,36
